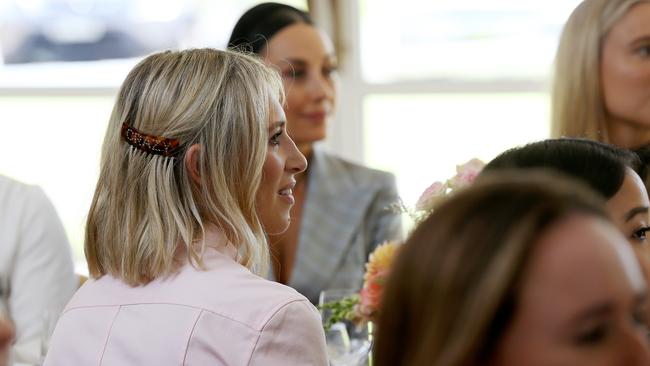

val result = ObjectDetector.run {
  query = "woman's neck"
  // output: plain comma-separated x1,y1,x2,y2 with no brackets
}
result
606,119,650,149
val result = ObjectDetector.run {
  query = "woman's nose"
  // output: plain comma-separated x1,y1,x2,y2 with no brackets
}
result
308,73,334,101
286,139,307,174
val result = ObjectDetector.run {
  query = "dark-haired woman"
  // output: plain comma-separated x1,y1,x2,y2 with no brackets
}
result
484,138,650,285
228,3,402,303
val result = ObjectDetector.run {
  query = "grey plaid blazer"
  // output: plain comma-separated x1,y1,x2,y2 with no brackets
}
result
272,147,403,304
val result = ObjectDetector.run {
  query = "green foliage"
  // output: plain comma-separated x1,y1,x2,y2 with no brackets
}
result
318,294,360,331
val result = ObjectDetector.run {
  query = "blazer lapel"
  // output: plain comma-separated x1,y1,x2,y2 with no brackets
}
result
289,147,375,302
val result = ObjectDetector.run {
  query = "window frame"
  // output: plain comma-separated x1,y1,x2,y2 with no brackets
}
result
323,0,550,165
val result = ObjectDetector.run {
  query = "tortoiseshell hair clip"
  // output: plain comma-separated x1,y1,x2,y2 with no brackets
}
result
121,122,182,157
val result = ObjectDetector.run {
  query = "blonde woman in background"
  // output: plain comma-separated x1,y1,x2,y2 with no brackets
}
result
44,48,327,365
374,172,650,366
552,0,650,148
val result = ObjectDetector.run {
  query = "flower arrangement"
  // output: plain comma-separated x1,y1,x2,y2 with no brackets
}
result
319,158,485,329
402,158,485,223
357,241,400,323
319,241,400,330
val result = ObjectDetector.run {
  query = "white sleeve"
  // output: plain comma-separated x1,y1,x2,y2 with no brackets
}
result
248,300,328,365
10,186,76,365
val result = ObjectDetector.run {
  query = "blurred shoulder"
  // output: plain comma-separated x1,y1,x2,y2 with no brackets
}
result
0,175,52,217
0,175,43,200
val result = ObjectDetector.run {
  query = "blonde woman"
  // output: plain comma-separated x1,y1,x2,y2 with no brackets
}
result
44,49,327,365
552,0,650,148
374,172,650,366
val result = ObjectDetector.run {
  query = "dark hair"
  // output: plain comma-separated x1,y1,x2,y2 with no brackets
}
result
374,172,609,366
483,138,644,199
228,2,312,54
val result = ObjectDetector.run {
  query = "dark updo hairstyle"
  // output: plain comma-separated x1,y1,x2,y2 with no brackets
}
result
483,138,645,200
228,2,312,54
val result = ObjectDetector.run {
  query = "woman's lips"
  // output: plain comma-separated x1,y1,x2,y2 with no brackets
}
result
301,111,327,121
278,182,296,205
278,188,295,205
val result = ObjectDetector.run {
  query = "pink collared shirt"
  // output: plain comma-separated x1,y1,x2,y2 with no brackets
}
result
43,237,328,366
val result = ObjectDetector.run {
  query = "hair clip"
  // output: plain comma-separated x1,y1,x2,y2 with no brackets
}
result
121,122,182,157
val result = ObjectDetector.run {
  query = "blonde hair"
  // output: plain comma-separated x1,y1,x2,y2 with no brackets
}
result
374,171,609,366
85,48,283,285
551,0,649,141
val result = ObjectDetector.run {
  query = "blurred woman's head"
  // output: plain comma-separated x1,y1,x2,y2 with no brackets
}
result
85,48,306,286
229,3,337,155
551,0,650,147
374,173,650,366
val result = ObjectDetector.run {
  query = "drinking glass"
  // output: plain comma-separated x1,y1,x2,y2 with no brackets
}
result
319,289,372,366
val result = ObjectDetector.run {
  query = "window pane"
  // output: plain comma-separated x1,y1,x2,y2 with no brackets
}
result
364,93,550,216
360,0,582,83
0,0,307,88
0,96,113,271
0,0,198,64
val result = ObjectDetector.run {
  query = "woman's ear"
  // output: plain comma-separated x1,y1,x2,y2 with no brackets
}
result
184,144,202,186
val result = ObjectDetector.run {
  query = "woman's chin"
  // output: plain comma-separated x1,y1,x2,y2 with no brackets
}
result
263,217,291,236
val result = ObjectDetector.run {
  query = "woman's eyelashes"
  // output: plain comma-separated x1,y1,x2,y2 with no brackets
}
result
632,307,649,328
281,65,336,80
632,226,650,242
270,129,283,147
282,68,305,79
574,323,609,345
635,44,650,57
572,310,649,347
323,63,337,76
